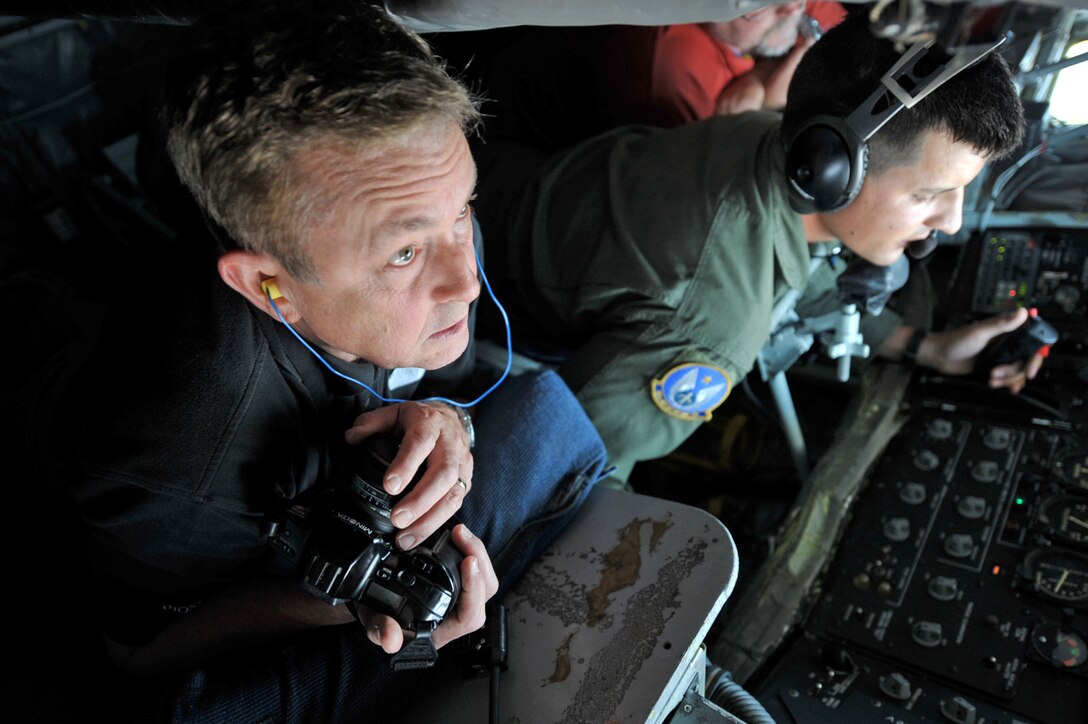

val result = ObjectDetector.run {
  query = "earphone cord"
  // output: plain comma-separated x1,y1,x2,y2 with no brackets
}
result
267,247,512,409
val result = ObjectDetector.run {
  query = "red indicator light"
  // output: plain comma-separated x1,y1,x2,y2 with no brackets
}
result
1009,290,1017,297
1029,307,1039,318
992,565,1002,575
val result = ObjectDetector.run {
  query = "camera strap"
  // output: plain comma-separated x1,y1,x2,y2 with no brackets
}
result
263,490,319,569
389,623,440,670
346,601,441,670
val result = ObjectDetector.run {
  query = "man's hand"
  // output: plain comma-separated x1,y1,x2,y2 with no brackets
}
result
755,35,815,111
715,73,766,115
345,401,473,551
913,308,1046,393
363,524,499,653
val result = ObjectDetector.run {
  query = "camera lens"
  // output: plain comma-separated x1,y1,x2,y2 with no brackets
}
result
343,436,401,536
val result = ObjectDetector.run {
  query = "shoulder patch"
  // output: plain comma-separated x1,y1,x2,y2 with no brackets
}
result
651,362,732,421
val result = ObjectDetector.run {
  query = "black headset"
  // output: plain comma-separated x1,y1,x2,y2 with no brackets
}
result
784,34,1009,214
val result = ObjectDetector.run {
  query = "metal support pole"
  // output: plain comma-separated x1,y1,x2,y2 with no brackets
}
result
768,370,808,481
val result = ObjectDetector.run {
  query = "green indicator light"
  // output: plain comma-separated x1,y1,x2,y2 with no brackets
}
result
998,246,1006,253
1016,497,1025,505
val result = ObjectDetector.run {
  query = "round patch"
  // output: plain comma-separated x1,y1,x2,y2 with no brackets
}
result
651,363,732,421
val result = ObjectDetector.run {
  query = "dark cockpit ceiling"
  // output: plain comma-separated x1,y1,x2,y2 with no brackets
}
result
6,0,1088,29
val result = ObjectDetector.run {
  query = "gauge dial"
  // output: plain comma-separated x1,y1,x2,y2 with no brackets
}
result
1031,623,1088,669
1055,452,1088,493
1020,548,1088,605
1038,495,1088,547
1052,284,1082,316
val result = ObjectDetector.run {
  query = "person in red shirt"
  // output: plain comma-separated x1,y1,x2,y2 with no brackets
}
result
446,1,846,151
668,1,847,120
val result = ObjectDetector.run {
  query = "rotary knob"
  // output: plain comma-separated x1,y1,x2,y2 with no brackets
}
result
1053,284,1081,315
900,482,926,505
957,496,986,520
940,696,978,724
879,672,913,701
884,518,911,542
928,418,954,441
915,450,940,472
945,534,974,558
983,427,1012,450
911,621,943,648
971,460,1000,483
928,575,959,601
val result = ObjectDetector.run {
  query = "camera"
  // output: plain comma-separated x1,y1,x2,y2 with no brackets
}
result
297,435,464,668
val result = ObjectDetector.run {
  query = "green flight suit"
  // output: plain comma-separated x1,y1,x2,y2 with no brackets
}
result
485,112,904,481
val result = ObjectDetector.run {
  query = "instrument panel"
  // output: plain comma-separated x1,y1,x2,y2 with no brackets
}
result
970,228,1088,323
752,228,1088,724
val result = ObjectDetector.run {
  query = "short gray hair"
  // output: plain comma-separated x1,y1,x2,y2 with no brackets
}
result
164,0,480,279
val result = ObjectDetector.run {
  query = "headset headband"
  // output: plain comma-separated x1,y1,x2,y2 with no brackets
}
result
846,32,1010,144
785,30,1009,214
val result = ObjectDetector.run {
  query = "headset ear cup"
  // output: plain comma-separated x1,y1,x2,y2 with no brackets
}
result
785,115,867,214
848,142,868,209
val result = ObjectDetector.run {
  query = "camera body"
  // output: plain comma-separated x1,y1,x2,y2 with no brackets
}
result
299,436,463,634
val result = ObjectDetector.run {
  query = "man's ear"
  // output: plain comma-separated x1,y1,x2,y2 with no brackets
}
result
217,250,300,323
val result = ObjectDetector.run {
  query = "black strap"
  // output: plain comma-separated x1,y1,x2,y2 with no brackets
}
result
902,327,928,365
389,625,440,670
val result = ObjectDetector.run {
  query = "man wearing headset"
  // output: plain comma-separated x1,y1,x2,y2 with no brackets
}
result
66,2,606,720
476,11,1041,485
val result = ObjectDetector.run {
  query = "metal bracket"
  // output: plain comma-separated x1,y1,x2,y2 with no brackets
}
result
669,685,747,724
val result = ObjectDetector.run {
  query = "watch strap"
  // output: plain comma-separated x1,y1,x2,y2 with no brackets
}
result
902,327,927,365
434,401,475,449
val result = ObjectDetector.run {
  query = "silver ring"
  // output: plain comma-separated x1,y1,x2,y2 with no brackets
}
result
455,477,469,492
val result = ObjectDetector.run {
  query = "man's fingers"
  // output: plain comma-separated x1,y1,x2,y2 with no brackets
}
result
1026,351,1045,380
458,524,497,595
366,614,405,654
989,363,1027,392
392,473,471,551
385,420,442,496
432,564,480,649
456,555,487,631
389,437,472,547
365,620,382,646
343,401,475,550
432,526,499,649
344,405,399,444
983,307,1029,337
388,410,473,545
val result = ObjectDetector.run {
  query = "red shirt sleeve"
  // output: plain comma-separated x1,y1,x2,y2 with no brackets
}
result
649,24,755,124
806,1,847,30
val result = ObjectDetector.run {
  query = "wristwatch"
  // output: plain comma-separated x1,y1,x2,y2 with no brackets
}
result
443,402,475,449
902,327,928,365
